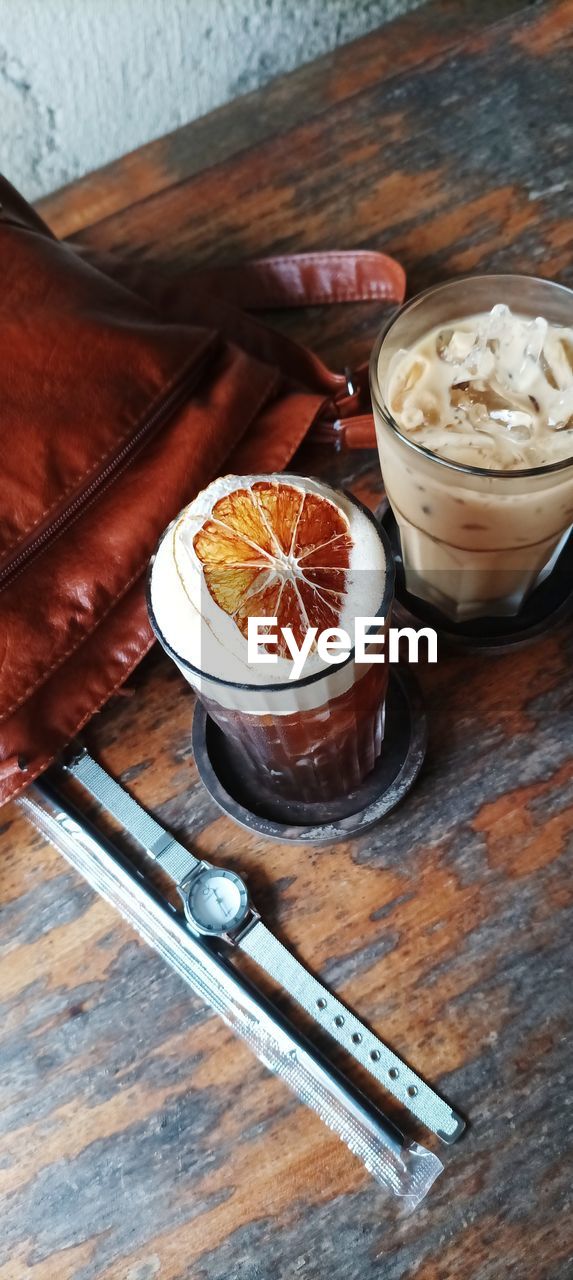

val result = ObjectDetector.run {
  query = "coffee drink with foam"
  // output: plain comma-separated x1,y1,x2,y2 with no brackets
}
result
149,475,393,802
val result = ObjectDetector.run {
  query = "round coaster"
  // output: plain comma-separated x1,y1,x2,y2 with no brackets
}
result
379,505,573,654
192,668,427,845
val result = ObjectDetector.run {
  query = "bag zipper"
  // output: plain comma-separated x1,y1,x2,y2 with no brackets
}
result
0,353,211,594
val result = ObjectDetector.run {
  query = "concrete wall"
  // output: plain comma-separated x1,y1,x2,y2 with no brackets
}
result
0,0,422,200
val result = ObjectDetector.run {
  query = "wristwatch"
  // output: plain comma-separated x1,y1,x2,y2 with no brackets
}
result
64,746,464,1144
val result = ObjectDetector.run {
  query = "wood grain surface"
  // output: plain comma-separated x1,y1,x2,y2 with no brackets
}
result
3,1,573,1277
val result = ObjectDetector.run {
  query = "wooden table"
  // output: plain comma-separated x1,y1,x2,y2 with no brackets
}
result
2,1,573,1276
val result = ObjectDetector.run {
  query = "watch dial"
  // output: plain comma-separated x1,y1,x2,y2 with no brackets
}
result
187,868,248,934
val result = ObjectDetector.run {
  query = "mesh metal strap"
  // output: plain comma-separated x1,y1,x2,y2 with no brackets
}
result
240,921,463,1142
66,750,198,884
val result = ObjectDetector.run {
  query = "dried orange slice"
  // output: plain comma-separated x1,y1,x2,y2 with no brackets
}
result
193,479,352,656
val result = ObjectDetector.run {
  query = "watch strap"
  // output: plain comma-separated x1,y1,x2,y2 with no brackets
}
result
63,749,462,1142
64,748,198,885
239,920,463,1142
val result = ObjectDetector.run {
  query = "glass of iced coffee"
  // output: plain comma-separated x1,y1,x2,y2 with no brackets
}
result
370,275,573,621
148,475,394,803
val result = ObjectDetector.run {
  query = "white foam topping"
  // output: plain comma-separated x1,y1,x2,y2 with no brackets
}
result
150,474,387,689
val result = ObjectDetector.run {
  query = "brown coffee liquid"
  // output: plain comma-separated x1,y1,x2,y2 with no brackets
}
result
200,659,390,804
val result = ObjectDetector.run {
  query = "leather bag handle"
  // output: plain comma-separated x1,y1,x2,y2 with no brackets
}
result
188,250,405,311
189,250,405,450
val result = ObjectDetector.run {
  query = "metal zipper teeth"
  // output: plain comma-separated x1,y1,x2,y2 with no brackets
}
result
0,359,206,594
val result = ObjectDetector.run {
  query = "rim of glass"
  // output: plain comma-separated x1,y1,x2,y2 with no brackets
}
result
146,486,395,693
369,273,573,480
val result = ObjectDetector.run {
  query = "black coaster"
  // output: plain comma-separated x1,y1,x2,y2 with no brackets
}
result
192,668,427,845
379,505,573,655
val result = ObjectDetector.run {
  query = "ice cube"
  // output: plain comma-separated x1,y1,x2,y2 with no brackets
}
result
436,329,453,359
482,303,513,343
561,337,573,373
463,345,496,380
399,404,424,429
437,327,477,364
489,409,533,441
450,386,493,432
525,316,548,365
391,355,429,421
450,381,534,439
513,316,548,392
543,332,573,390
549,386,573,430
416,392,441,426
448,309,505,381
475,306,548,395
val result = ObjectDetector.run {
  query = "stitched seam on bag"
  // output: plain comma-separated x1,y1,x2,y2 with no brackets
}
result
254,284,395,305
240,253,403,304
0,346,208,566
257,252,399,268
3,365,282,720
4,628,157,804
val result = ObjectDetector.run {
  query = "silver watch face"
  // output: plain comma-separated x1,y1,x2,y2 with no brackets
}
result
185,866,249,935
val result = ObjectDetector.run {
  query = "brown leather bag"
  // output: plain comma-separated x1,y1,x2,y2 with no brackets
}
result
0,175,405,804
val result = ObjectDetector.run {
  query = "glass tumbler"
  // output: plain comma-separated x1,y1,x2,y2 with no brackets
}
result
148,487,395,804
370,275,573,621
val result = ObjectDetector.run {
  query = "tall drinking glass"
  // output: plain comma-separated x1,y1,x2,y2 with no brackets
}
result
148,475,394,804
370,275,573,621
